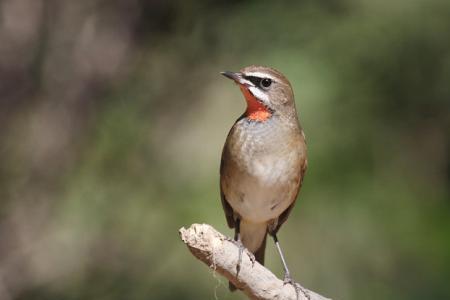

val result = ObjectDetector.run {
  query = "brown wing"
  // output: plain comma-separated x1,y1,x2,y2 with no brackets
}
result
219,119,245,229
220,147,236,229
273,156,308,234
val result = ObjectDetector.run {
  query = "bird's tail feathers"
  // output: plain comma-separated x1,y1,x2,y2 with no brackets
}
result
254,233,267,265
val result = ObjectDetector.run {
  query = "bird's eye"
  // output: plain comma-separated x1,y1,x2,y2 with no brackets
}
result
260,78,272,89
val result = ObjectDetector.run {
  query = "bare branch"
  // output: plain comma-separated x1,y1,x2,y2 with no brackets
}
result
179,223,331,300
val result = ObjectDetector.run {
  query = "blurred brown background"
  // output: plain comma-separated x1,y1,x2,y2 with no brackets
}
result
0,0,449,299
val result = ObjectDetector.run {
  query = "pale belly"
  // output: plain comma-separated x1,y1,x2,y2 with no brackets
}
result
223,155,298,223
226,183,294,223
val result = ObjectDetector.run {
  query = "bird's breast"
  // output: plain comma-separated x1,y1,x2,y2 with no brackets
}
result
227,119,301,182
221,118,305,223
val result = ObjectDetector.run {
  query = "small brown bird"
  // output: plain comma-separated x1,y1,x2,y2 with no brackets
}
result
220,66,308,292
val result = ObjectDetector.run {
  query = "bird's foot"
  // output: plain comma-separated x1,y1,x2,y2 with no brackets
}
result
225,237,256,276
283,272,310,300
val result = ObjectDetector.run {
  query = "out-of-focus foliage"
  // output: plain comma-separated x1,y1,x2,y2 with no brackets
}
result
0,0,449,299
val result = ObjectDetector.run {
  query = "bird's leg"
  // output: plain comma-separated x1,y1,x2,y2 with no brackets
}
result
271,233,293,282
270,232,310,300
235,219,244,276
225,219,255,278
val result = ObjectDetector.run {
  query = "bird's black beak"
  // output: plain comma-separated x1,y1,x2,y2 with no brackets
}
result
221,71,247,85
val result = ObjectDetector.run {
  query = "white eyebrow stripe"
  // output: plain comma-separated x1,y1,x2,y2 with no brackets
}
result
243,72,276,80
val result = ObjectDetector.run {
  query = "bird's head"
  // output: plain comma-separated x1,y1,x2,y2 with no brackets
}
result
221,65,297,122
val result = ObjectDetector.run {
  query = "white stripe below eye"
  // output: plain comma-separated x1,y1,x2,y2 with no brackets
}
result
240,78,255,86
244,72,275,80
248,86,269,103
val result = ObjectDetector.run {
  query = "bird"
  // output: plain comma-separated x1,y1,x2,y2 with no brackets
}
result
220,65,308,294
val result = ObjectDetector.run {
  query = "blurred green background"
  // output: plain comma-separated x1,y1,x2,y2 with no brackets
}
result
1,0,449,299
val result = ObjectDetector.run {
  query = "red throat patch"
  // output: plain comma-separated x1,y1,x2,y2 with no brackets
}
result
239,86,272,121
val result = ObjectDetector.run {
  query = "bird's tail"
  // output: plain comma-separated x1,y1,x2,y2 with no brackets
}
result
229,221,267,292
254,233,267,265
